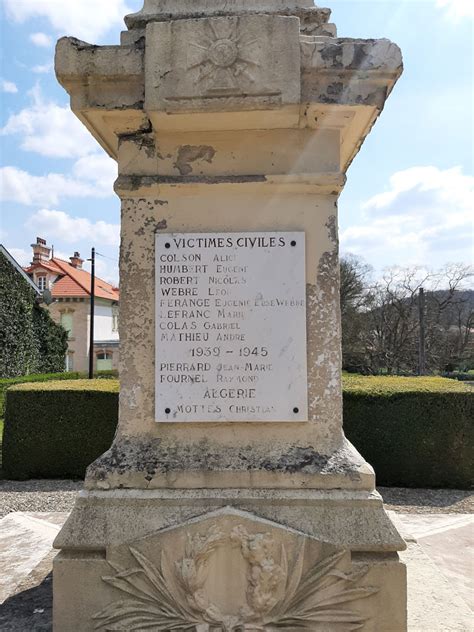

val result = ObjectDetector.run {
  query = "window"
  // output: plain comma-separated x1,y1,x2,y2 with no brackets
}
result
60,312,74,338
65,352,74,372
112,307,119,332
97,352,112,360
96,351,113,371
37,276,47,291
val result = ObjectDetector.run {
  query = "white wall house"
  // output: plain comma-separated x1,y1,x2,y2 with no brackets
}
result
25,237,120,373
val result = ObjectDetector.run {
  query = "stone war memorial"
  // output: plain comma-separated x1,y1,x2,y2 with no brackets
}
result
53,1,405,629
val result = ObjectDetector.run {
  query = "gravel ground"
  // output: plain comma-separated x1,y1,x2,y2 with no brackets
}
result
0,480,82,519
379,486,473,514
0,480,472,518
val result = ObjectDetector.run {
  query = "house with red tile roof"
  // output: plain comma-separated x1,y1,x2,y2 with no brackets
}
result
25,237,119,373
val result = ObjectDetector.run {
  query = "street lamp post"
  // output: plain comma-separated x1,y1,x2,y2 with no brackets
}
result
88,247,96,379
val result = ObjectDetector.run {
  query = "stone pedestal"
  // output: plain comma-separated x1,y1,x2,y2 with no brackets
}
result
53,2,406,630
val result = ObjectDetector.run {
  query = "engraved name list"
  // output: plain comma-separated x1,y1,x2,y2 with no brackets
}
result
155,232,308,422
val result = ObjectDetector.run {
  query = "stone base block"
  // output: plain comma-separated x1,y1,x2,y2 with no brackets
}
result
54,548,406,632
53,491,407,631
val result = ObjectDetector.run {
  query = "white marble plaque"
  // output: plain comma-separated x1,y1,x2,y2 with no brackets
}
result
155,232,307,422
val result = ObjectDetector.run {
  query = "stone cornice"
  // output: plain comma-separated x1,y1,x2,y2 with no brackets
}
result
55,12,402,175
114,172,346,197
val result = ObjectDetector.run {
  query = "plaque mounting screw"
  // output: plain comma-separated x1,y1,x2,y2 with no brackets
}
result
293,407,299,414
291,240,297,247
165,407,171,414
165,242,171,249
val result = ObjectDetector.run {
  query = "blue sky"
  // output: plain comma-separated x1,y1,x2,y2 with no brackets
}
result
1,0,472,284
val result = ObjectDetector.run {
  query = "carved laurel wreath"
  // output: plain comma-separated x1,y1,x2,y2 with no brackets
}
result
92,525,377,631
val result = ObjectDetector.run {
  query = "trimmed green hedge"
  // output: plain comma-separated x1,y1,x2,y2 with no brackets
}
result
442,371,474,382
343,376,473,488
2,376,473,486
0,372,81,418
0,370,118,418
2,380,119,479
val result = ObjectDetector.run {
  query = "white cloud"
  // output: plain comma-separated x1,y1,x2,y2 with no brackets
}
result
85,257,119,287
30,32,53,48
3,0,132,42
341,166,473,267
436,0,474,19
7,247,31,267
26,210,120,247
72,154,118,186
51,249,74,263
32,63,53,74
1,85,98,159
1,166,101,206
1,79,18,94
0,155,116,206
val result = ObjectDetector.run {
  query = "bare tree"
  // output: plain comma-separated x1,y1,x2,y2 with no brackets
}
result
423,264,474,371
340,258,473,375
340,254,372,314
362,267,429,374
339,255,372,373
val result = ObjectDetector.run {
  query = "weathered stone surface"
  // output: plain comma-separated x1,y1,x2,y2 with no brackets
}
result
84,437,374,490
53,0,406,628
54,489,405,552
131,0,319,15
94,509,378,629
54,6,401,142
301,36,403,111
94,192,348,461
117,128,341,177
125,0,334,36
54,508,406,631
145,15,301,123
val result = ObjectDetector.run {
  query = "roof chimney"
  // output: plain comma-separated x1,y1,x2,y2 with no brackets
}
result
69,251,84,269
31,237,51,264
